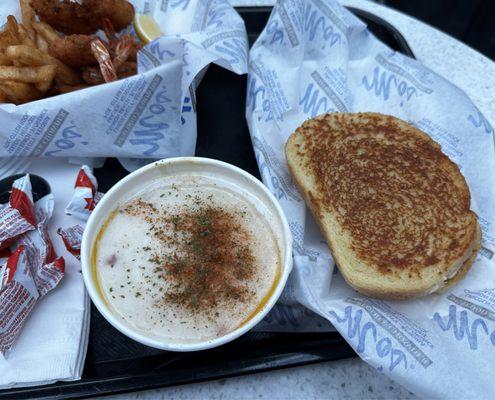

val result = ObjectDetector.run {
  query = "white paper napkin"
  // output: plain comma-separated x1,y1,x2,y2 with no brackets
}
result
0,159,89,389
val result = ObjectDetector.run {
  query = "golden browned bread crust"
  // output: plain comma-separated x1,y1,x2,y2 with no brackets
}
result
440,220,481,292
286,112,480,299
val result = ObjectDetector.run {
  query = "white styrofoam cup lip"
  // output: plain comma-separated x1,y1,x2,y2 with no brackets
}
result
81,157,293,352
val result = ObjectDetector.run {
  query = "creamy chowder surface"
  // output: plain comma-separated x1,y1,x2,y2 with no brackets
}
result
93,175,281,343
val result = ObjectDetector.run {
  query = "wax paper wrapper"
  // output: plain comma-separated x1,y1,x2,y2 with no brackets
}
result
246,0,495,397
0,0,248,176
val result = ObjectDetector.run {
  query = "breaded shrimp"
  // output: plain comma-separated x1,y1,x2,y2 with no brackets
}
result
30,0,100,35
103,17,141,61
82,34,135,85
49,34,98,67
82,61,136,85
90,0,135,33
30,0,135,35
90,38,117,82
117,61,137,78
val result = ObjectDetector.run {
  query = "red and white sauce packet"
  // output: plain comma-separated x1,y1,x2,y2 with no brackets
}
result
57,225,84,261
65,166,103,221
0,175,65,355
59,165,104,261
0,175,35,250
0,246,38,354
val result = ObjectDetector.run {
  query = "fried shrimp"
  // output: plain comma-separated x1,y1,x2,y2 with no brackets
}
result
90,38,117,82
30,0,135,35
49,34,98,67
30,0,100,35
102,17,118,45
82,34,135,84
50,30,135,82
113,35,134,67
82,61,136,84
0,1,140,103
116,61,137,78
90,0,135,33
103,18,141,61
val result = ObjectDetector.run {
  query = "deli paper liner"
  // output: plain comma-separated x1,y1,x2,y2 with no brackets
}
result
0,0,248,175
246,0,495,397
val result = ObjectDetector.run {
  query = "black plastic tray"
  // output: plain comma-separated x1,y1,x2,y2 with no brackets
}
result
2,7,414,400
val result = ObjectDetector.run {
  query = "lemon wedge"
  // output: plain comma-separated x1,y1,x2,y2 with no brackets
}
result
133,14,163,44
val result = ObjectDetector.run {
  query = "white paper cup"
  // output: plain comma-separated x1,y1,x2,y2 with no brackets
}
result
81,157,293,351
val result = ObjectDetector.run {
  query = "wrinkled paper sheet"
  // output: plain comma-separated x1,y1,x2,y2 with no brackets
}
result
246,0,495,397
0,0,248,175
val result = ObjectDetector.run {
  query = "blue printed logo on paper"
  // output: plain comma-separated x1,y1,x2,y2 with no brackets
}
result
251,136,301,202
114,76,175,157
299,82,332,117
329,305,409,371
434,294,495,350
45,120,87,157
468,110,494,135
362,53,434,107
214,37,247,66
246,74,277,123
304,2,342,48
181,96,193,125
130,87,172,156
205,0,231,29
170,0,191,11
329,298,434,372
264,20,285,46
246,75,264,113
252,140,288,201
362,66,419,107
148,41,175,61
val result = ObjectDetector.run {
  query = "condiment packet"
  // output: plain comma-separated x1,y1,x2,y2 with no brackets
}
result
0,175,35,250
0,246,39,354
17,194,64,297
62,165,103,259
65,166,104,221
0,178,65,354
33,257,65,298
0,248,13,292
65,165,103,221
18,195,56,270
61,165,101,260
57,225,84,261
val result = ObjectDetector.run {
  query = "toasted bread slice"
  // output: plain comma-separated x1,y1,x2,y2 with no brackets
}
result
439,221,481,292
286,112,480,299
